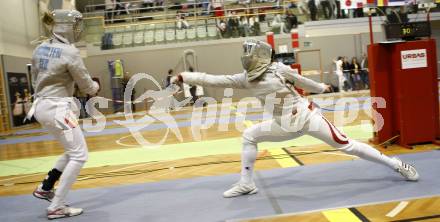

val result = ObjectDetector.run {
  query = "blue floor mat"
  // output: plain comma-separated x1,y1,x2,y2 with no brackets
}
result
1,151,439,222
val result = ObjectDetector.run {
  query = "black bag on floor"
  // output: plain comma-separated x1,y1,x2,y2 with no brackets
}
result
101,33,113,50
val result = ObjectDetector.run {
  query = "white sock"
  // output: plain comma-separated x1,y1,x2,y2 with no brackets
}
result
48,160,84,211
343,141,399,170
240,141,258,184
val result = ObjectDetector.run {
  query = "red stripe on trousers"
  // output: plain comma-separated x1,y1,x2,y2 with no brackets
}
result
64,118,76,129
322,117,349,145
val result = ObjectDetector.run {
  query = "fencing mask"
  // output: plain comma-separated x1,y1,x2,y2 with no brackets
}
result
241,39,273,81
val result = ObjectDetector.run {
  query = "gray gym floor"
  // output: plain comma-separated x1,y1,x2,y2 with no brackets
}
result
1,150,439,222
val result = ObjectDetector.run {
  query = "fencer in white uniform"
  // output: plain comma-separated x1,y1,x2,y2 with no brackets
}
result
172,39,419,198
29,10,99,219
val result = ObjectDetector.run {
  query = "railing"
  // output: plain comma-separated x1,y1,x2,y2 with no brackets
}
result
83,0,436,50
83,0,281,14
83,3,288,50
82,0,283,24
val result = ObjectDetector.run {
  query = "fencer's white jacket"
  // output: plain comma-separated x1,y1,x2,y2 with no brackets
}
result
28,36,99,119
32,37,98,97
181,62,327,130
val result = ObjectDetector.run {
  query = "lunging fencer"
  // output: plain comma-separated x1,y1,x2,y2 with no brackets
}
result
171,39,419,198
29,10,99,219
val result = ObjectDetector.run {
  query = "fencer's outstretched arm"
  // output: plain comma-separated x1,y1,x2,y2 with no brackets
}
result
67,48,100,95
178,72,247,89
278,64,327,93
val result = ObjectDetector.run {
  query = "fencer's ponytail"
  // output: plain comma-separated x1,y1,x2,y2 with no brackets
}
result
29,11,54,45
42,11,54,26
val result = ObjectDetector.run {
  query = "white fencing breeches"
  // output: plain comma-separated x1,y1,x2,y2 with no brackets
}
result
34,99,88,210
336,72,345,91
35,99,88,163
239,111,399,183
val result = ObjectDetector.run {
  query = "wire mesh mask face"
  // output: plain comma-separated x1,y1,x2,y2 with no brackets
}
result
51,10,84,43
241,39,272,81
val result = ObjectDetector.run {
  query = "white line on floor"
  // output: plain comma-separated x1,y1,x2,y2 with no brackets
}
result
287,150,358,158
77,162,154,181
386,201,409,217
0,174,37,184
116,134,138,147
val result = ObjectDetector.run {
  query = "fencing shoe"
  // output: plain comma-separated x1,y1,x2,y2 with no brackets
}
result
33,184,54,202
47,206,83,220
223,181,258,198
394,157,419,181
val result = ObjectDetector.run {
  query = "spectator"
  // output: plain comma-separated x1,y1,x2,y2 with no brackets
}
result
284,9,298,31
249,16,260,36
105,0,116,23
227,11,240,37
360,53,369,89
202,0,211,15
270,14,284,34
296,0,309,16
321,0,332,19
333,56,345,92
308,0,318,21
238,16,250,37
350,57,363,90
329,0,336,18
155,0,164,11
120,1,133,15
257,8,266,22
114,0,126,15
335,0,346,18
342,56,353,91
176,12,190,29
165,69,173,88
217,19,228,38
142,0,154,12
353,6,364,17
212,0,225,17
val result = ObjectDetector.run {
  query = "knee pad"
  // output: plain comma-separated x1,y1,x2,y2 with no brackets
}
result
42,168,63,191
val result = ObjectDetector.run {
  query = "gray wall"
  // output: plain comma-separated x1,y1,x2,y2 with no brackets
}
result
0,55,32,127
84,40,256,109
0,0,39,58
297,32,385,84
2,55,31,75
